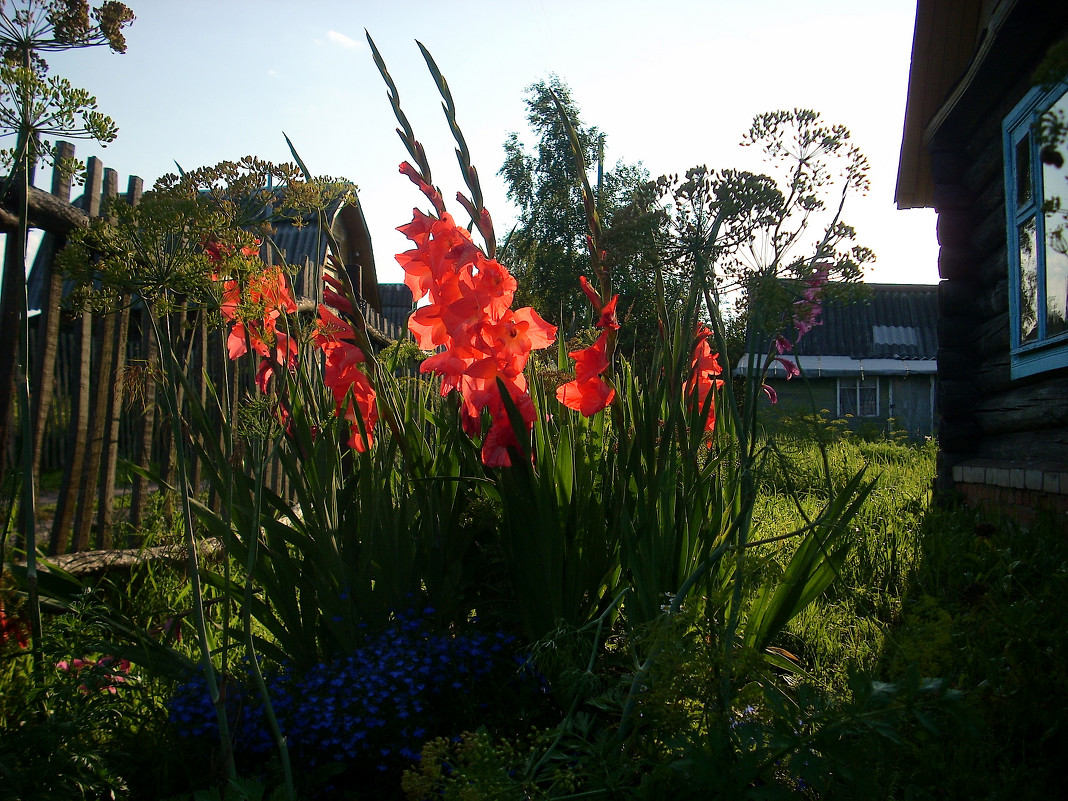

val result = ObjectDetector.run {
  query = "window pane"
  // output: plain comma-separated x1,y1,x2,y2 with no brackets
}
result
1046,227,1067,337
838,382,857,416
858,379,878,417
1042,94,1068,338
1019,215,1039,342
1016,132,1033,207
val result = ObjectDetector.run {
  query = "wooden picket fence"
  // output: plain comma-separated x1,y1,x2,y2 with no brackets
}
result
5,142,404,556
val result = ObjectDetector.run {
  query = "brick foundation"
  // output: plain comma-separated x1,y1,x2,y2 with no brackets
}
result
952,459,1068,526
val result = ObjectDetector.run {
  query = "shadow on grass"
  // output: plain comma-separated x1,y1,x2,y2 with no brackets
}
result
870,499,1068,800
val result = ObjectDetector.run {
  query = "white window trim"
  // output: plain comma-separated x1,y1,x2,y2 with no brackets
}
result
836,377,880,418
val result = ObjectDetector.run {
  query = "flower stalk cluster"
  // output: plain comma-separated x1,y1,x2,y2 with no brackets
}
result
770,266,829,390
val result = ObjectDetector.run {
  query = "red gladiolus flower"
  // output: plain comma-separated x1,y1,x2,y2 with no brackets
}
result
686,326,725,438
315,304,378,452
556,331,616,415
556,276,619,417
396,203,555,467
595,294,620,331
557,375,616,416
219,265,297,364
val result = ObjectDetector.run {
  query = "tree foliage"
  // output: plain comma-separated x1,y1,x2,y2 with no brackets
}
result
499,77,664,342
641,109,874,363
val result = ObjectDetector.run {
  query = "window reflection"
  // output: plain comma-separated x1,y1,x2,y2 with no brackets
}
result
1042,93,1068,338
1020,216,1038,342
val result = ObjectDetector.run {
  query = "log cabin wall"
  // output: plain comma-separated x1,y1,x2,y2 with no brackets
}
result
928,1,1068,523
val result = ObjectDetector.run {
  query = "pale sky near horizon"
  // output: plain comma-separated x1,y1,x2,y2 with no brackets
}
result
35,0,939,287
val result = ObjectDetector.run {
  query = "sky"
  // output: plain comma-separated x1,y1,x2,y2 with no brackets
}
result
37,0,938,287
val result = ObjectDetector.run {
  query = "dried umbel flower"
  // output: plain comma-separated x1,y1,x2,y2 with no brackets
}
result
47,1,135,53
91,1,134,53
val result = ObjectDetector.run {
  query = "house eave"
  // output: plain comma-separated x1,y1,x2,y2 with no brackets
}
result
895,0,1013,210
734,355,938,378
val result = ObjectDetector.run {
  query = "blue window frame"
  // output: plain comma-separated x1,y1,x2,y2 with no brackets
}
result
1003,81,1068,378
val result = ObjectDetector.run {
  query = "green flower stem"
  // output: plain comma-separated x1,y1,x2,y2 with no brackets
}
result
243,433,294,801
13,125,43,684
152,309,237,782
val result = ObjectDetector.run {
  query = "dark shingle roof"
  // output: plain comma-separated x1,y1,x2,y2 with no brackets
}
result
791,283,938,361
377,283,415,331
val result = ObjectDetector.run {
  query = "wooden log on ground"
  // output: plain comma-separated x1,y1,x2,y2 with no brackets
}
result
7,538,223,578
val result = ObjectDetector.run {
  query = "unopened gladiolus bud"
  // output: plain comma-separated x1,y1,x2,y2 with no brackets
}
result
579,275,601,309
323,272,356,315
400,161,446,215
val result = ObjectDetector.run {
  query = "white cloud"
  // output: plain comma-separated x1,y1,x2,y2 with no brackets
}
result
327,30,356,48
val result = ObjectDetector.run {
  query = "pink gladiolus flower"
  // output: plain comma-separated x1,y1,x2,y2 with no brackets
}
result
775,356,800,380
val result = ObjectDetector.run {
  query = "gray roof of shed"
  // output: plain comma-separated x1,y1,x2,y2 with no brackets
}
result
377,283,414,331
789,283,938,361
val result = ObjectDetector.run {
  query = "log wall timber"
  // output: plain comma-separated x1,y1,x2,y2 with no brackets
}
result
922,1,1068,516
972,381,1068,434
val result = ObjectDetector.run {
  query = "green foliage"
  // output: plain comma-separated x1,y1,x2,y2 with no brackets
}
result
188,363,498,669
61,156,353,309
0,585,191,801
500,77,664,338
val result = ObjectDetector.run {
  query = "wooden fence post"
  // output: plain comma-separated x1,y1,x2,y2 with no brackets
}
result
70,160,113,553
30,142,75,487
51,155,102,553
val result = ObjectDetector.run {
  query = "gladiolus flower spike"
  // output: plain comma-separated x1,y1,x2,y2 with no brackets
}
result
555,276,619,417
395,180,555,467
685,325,725,443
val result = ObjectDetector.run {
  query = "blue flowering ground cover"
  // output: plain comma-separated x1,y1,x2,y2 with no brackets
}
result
168,609,544,786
